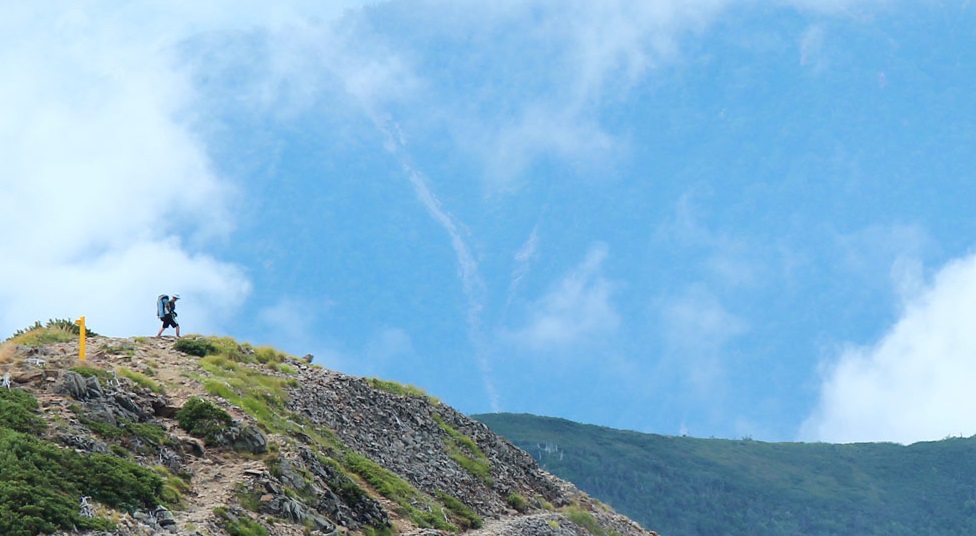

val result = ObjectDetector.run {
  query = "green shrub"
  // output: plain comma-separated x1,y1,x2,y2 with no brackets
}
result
207,336,252,361
226,518,269,536
176,397,233,443
214,507,269,536
506,492,528,513
367,378,439,403
0,388,45,435
0,426,161,535
565,506,605,536
6,318,98,344
82,418,126,441
173,337,218,357
81,417,167,452
253,345,286,365
125,421,168,445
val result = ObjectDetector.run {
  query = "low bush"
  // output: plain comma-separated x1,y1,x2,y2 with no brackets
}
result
506,492,528,513
176,397,233,443
564,505,605,536
6,318,97,345
173,337,218,357
253,345,286,365
0,425,162,535
367,378,439,403
0,388,46,435
214,506,269,536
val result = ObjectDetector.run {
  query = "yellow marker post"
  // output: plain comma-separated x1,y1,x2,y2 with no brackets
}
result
75,316,86,361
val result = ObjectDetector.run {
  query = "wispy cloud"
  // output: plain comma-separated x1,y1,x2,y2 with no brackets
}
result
801,252,976,444
366,113,499,409
507,226,541,305
658,192,762,288
658,285,748,397
835,224,931,306
507,243,620,351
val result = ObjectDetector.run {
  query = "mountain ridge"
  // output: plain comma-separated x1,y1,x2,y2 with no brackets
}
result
0,332,656,536
474,412,976,536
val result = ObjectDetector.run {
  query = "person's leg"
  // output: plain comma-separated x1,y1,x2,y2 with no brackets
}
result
175,324,180,337
156,325,164,337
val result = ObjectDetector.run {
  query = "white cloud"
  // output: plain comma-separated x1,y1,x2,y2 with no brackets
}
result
0,4,379,338
507,227,541,304
459,0,888,186
507,243,620,350
659,285,748,396
835,224,931,305
801,252,976,444
658,192,761,288
0,240,249,338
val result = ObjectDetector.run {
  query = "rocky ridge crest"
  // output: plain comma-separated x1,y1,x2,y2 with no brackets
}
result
1,335,658,536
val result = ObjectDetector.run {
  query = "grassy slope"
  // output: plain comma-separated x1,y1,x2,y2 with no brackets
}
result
474,413,976,536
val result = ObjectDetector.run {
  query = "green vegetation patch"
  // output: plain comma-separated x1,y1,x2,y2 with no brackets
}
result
118,367,164,393
179,336,292,368
174,337,219,357
478,413,976,536
436,491,483,529
252,345,288,365
69,365,113,382
158,468,191,507
434,414,491,483
99,342,136,356
312,452,377,506
367,378,439,403
81,417,169,454
564,505,606,536
506,492,528,513
0,423,162,535
176,397,234,444
345,451,456,531
0,388,46,435
214,506,270,536
6,318,97,345
198,355,300,435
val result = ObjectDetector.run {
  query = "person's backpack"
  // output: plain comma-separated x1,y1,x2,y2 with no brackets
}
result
157,295,169,319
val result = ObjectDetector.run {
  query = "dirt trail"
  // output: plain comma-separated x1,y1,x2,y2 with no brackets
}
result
7,336,278,533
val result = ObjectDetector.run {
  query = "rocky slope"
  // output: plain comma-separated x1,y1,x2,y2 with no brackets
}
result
0,335,658,536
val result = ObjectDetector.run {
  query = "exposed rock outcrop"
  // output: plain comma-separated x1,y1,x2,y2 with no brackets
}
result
2,336,657,536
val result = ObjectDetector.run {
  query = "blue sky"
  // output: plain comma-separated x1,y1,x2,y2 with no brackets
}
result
3,1,976,444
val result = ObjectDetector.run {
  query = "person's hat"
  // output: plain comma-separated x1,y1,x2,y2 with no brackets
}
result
172,294,181,299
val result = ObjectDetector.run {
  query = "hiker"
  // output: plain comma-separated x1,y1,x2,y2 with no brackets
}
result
156,294,181,337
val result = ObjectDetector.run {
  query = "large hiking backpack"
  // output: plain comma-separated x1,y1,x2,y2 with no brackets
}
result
157,295,169,319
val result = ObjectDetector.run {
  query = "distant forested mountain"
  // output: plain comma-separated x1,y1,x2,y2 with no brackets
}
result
474,413,976,536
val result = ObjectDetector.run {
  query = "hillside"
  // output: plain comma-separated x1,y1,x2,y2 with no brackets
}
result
0,327,655,536
474,413,976,536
